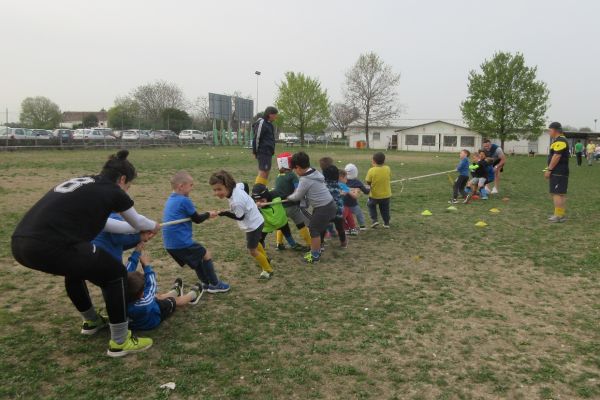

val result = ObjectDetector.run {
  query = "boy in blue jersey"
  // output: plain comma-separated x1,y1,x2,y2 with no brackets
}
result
162,171,230,293
449,149,470,204
126,242,201,331
93,213,142,261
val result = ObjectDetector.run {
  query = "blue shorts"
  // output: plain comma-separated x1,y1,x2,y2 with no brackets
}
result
166,242,206,268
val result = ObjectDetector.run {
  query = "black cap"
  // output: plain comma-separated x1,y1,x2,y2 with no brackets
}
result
251,183,269,200
548,122,563,132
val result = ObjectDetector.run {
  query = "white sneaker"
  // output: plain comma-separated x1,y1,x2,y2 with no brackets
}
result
491,187,498,194
258,271,272,280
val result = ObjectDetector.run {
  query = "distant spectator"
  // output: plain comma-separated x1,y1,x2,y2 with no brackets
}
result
574,140,584,166
586,140,596,166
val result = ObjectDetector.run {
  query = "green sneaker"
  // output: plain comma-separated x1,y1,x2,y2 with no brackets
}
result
81,311,108,335
107,331,153,358
303,252,320,264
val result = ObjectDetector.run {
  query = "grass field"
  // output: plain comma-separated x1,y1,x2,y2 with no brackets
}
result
1,145,599,400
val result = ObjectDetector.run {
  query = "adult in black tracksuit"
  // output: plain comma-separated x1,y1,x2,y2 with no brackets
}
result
252,106,278,185
11,150,159,357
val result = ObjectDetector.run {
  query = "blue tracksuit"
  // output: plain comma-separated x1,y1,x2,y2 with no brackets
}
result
92,213,140,261
126,251,162,330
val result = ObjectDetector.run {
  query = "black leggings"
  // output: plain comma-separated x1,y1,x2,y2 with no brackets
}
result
453,175,469,199
11,237,128,324
260,223,292,247
321,216,346,244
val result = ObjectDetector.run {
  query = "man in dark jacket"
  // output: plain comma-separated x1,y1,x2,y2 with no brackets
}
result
252,106,278,185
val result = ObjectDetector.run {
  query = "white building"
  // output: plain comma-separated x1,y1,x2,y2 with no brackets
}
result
60,110,109,129
342,120,552,155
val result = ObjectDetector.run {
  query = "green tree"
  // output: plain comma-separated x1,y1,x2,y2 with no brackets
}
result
343,52,401,148
161,108,191,133
82,114,99,128
19,96,61,129
461,52,549,148
275,72,330,146
108,97,140,130
579,127,592,133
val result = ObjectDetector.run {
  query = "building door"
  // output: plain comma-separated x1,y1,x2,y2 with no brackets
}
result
390,134,398,150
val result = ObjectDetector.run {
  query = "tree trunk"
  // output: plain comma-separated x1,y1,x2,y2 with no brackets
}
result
365,110,370,149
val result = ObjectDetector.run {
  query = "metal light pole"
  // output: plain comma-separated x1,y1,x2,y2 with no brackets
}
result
255,71,261,114
595,119,597,132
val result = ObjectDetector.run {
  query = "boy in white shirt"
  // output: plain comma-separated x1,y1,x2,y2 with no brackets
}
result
209,170,273,280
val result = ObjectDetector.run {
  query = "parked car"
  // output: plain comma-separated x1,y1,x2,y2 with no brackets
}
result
31,129,52,139
304,134,316,144
121,130,141,140
87,129,115,140
72,129,88,139
279,133,299,145
4,128,28,139
179,130,205,140
316,134,330,143
53,129,73,140
139,131,152,140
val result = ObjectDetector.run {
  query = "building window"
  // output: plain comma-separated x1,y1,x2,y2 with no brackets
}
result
443,136,457,147
372,132,380,141
405,134,418,145
460,136,475,147
422,135,436,146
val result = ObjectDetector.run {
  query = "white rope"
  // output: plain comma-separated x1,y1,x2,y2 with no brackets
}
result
160,218,191,227
390,169,456,184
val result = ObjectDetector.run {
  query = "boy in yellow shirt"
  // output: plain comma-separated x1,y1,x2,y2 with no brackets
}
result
365,152,392,228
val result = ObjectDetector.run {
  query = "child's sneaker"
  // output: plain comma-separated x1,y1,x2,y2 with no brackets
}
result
189,284,204,305
340,240,348,249
276,243,286,251
548,215,567,223
359,226,367,231
258,271,273,280
448,199,459,204
207,281,230,294
491,187,499,194
81,311,108,335
171,278,183,297
107,331,153,358
291,243,308,251
304,252,320,264
463,194,471,204
349,229,359,236
383,224,390,228
371,221,379,228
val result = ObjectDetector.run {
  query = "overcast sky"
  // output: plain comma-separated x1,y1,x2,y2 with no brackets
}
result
2,0,599,128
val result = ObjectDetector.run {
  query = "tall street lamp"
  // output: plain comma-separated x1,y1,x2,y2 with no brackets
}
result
255,71,261,115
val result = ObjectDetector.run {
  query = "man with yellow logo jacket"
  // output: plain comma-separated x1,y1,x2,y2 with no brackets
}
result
544,122,569,223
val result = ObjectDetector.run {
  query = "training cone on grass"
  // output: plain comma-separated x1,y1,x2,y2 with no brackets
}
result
421,210,433,216
475,221,488,227
446,206,458,211
489,208,500,213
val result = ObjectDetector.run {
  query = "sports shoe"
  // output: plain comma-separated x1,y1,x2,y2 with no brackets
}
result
258,271,273,280
340,240,348,249
371,221,380,228
276,243,286,251
189,284,204,305
463,194,471,204
548,215,566,223
171,278,183,297
291,243,308,251
206,281,230,294
481,196,488,200
383,224,390,228
349,228,359,236
304,252,320,264
448,199,459,204
81,311,108,335
491,187,499,194
107,331,153,358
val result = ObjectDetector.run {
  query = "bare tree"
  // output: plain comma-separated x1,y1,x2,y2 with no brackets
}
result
343,52,401,148
329,103,359,139
131,80,186,121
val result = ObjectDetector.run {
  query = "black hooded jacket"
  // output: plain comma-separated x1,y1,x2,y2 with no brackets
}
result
252,118,276,155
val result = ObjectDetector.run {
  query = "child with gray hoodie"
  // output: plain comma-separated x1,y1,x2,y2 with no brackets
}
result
287,152,336,264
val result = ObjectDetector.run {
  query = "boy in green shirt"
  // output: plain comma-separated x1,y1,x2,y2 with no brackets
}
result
251,183,305,251
365,152,392,228
272,152,312,249
574,140,584,166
